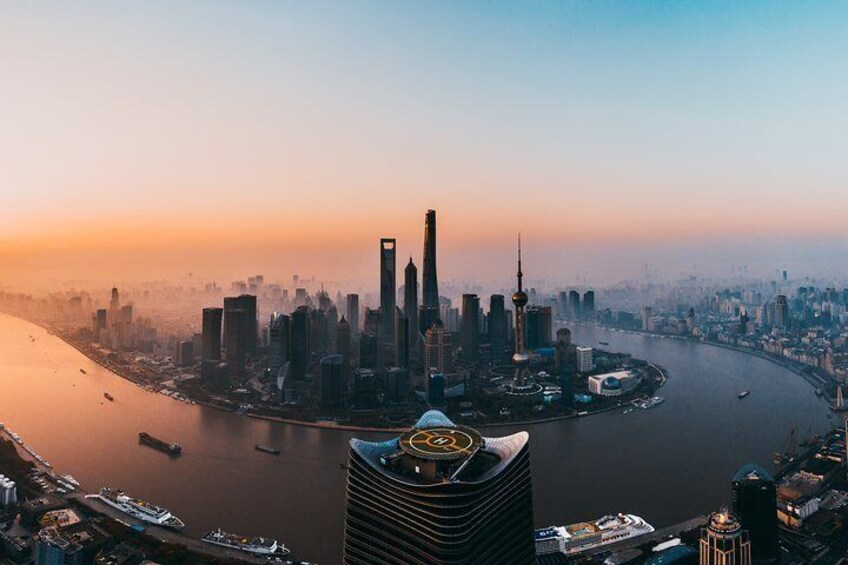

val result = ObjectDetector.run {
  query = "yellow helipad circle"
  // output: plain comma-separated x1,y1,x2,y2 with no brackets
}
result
399,426,483,460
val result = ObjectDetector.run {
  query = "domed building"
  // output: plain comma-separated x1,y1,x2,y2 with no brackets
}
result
601,376,622,395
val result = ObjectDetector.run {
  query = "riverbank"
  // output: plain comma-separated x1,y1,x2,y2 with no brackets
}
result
247,398,640,432
577,321,830,391
5,311,668,433
0,310,831,565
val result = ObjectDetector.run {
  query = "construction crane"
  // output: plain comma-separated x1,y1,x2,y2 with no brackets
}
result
773,421,797,466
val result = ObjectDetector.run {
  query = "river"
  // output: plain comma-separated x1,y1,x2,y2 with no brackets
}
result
0,313,832,564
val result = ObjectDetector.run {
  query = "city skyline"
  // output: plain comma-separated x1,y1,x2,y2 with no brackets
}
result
4,3,848,563
4,2,848,285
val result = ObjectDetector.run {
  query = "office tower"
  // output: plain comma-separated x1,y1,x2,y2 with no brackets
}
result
426,372,446,406
419,304,440,335
236,294,258,354
346,294,360,337
363,308,381,336
318,290,332,313
732,464,779,563
395,308,410,369
178,341,194,367
488,294,508,362
524,306,542,350
337,316,351,379
310,308,328,355
512,236,531,385
460,294,480,363
576,346,594,373
343,410,534,565
699,508,752,565
582,290,595,318
358,333,378,370
423,321,453,374
380,238,397,352
775,295,789,328
538,306,552,344
739,308,750,334
422,209,439,309
319,355,345,409
192,332,203,361
118,304,133,349
568,290,580,319
269,312,290,378
352,368,378,409
224,295,258,356
557,291,568,318
0,475,17,507
108,287,120,326
403,258,419,344
224,308,246,376
385,367,409,405
290,306,311,380
327,305,339,351
202,307,223,362
94,309,107,341
555,328,574,372
642,306,653,331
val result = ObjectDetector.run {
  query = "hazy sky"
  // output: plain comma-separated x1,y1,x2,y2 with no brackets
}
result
2,1,848,287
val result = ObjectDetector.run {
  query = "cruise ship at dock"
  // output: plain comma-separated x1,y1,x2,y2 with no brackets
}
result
201,528,290,557
94,487,185,529
535,513,654,556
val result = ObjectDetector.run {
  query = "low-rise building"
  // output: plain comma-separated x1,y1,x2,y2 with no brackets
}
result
587,370,641,397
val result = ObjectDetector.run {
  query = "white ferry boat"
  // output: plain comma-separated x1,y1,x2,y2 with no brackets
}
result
201,528,290,557
96,487,185,529
535,513,654,556
631,396,665,410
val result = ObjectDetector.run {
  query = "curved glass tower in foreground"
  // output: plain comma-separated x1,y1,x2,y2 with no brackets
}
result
343,411,534,565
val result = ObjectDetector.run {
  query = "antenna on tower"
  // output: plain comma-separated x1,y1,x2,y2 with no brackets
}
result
517,233,523,292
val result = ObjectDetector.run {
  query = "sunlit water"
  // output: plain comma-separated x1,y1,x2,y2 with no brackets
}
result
0,313,831,563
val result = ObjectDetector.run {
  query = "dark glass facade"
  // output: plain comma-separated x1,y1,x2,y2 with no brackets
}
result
731,464,778,563
344,411,535,565
422,210,439,309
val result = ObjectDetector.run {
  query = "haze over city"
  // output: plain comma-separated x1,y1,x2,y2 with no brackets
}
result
7,3,848,565
4,1,848,288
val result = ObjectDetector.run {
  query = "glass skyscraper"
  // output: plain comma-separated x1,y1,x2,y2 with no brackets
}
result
343,411,534,564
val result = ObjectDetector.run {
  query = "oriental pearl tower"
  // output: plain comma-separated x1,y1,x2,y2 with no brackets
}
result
503,236,543,403
512,235,531,386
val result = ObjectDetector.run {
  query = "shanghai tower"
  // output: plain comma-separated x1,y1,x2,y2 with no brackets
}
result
422,210,439,309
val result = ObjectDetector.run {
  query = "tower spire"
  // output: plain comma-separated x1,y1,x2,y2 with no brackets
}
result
517,233,523,292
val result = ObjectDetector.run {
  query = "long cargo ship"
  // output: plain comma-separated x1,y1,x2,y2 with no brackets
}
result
138,432,182,456
96,487,185,529
201,528,290,557
255,444,281,455
535,513,654,556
